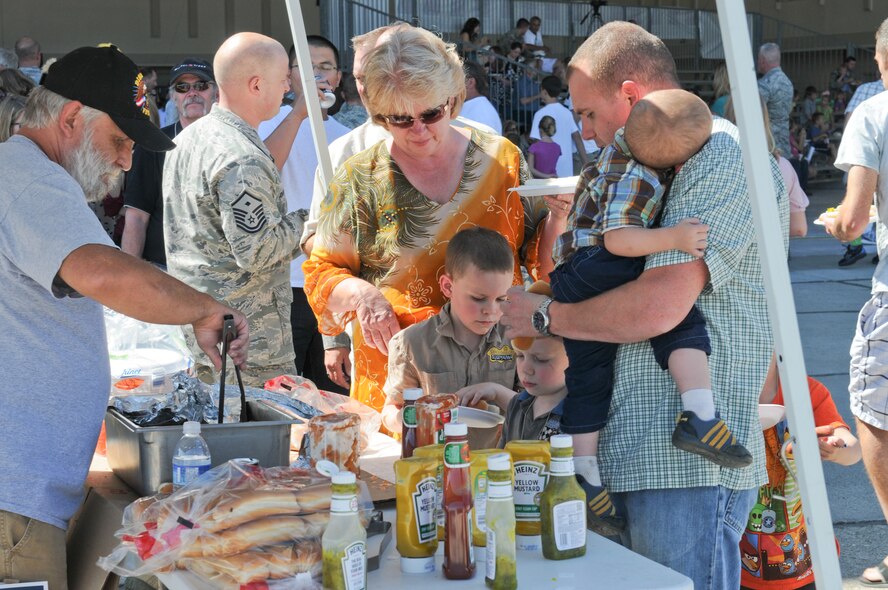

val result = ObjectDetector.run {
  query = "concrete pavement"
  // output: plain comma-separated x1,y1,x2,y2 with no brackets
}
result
783,176,888,588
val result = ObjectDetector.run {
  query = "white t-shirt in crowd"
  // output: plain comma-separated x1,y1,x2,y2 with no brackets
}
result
523,29,544,48
258,106,350,288
460,96,503,135
529,102,580,178
835,91,888,293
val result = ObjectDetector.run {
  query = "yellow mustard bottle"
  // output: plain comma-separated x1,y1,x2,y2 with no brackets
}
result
413,443,445,541
504,439,550,550
394,456,439,573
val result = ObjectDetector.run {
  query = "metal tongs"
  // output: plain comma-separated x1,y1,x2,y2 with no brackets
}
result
217,314,248,423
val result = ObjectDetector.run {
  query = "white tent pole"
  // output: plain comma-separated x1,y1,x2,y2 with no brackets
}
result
283,0,334,191
714,1,842,587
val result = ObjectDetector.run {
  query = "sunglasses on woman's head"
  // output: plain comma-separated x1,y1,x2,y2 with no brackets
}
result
374,99,451,129
173,81,213,94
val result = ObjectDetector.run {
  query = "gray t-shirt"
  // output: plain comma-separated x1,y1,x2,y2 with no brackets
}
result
835,91,888,293
0,136,113,529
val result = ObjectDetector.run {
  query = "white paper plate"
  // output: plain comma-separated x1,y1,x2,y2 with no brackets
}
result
814,205,877,226
759,403,786,430
507,176,581,197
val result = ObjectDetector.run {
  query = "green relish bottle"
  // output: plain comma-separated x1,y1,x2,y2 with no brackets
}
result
540,434,587,560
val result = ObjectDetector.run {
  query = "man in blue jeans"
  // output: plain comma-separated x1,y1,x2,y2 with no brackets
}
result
501,21,787,590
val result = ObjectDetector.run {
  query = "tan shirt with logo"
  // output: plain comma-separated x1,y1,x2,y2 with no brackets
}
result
384,302,517,406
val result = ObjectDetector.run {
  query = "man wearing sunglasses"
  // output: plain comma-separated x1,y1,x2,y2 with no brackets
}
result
259,35,351,395
122,58,217,267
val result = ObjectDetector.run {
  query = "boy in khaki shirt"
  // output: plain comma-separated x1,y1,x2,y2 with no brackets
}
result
381,227,518,433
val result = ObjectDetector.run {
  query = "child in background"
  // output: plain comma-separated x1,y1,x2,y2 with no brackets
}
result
549,89,751,535
528,115,561,179
381,227,518,433
740,357,860,590
461,280,568,443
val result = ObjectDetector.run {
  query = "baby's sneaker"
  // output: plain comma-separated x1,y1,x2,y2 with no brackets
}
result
672,410,753,468
575,475,625,537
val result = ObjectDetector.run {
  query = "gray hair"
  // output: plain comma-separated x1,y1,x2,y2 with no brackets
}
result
0,48,18,70
19,86,102,129
758,43,781,67
877,18,888,57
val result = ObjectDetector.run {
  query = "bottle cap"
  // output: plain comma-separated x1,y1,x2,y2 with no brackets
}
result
550,434,573,449
332,471,356,485
487,453,511,471
183,421,201,435
443,421,467,437
400,555,436,574
403,388,423,401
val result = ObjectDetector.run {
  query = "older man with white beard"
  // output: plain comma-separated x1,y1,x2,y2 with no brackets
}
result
0,45,249,588
122,58,217,266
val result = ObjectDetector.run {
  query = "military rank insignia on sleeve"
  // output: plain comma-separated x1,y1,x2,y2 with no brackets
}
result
232,190,267,233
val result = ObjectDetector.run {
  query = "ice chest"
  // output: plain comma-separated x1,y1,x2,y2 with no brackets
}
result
104,400,298,496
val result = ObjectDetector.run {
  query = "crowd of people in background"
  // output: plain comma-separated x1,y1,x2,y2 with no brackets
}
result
4,15,888,590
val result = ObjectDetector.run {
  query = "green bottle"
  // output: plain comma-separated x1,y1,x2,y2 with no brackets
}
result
485,453,517,589
322,471,367,590
540,435,586,560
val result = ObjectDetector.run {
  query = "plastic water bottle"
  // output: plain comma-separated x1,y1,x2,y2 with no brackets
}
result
172,421,211,490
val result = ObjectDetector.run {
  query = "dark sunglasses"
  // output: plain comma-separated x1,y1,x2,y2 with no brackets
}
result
374,99,452,129
173,81,213,93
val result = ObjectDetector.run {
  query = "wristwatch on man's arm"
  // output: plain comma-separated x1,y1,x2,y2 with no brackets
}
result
532,297,554,337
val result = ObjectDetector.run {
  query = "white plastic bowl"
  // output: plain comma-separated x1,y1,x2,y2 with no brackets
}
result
758,403,786,430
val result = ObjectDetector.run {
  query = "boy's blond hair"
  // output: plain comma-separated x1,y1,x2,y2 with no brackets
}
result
623,89,712,169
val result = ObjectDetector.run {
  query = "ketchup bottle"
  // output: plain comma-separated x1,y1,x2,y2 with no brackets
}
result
442,421,475,579
401,388,423,459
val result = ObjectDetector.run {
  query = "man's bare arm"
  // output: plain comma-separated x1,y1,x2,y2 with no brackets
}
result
120,207,150,258
503,259,709,343
826,165,877,242
59,244,249,368
549,259,708,341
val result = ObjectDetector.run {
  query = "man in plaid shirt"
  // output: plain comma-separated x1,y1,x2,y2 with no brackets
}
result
502,21,788,590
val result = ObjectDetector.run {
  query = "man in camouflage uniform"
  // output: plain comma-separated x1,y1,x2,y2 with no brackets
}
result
164,32,303,386
757,42,794,158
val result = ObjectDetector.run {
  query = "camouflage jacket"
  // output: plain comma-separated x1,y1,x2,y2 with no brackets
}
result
757,67,794,158
163,104,303,369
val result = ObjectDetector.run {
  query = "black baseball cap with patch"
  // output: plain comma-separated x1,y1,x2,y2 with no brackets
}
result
170,58,214,84
43,45,175,152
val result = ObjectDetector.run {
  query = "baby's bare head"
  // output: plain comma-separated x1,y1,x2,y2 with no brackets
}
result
623,89,712,169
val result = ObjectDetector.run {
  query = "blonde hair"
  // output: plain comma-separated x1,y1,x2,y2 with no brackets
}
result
723,95,777,156
568,21,678,95
623,89,712,169
361,27,466,124
712,62,730,97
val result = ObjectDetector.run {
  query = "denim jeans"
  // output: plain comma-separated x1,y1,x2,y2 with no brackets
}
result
613,486,757,590
550,245,710,433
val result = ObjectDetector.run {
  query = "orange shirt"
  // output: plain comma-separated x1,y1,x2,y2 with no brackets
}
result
740,377,846,590
304,130,546,412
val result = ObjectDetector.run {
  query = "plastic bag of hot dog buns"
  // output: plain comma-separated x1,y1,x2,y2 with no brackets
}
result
264,375,381,452
98,459,372,589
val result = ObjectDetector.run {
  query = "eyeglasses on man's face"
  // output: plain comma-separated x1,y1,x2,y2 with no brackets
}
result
374,99,452,129
172,81,214,94
290,62,338,73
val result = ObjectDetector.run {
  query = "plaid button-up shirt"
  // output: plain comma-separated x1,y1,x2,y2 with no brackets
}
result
553,129,672,267
599,117,788,493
